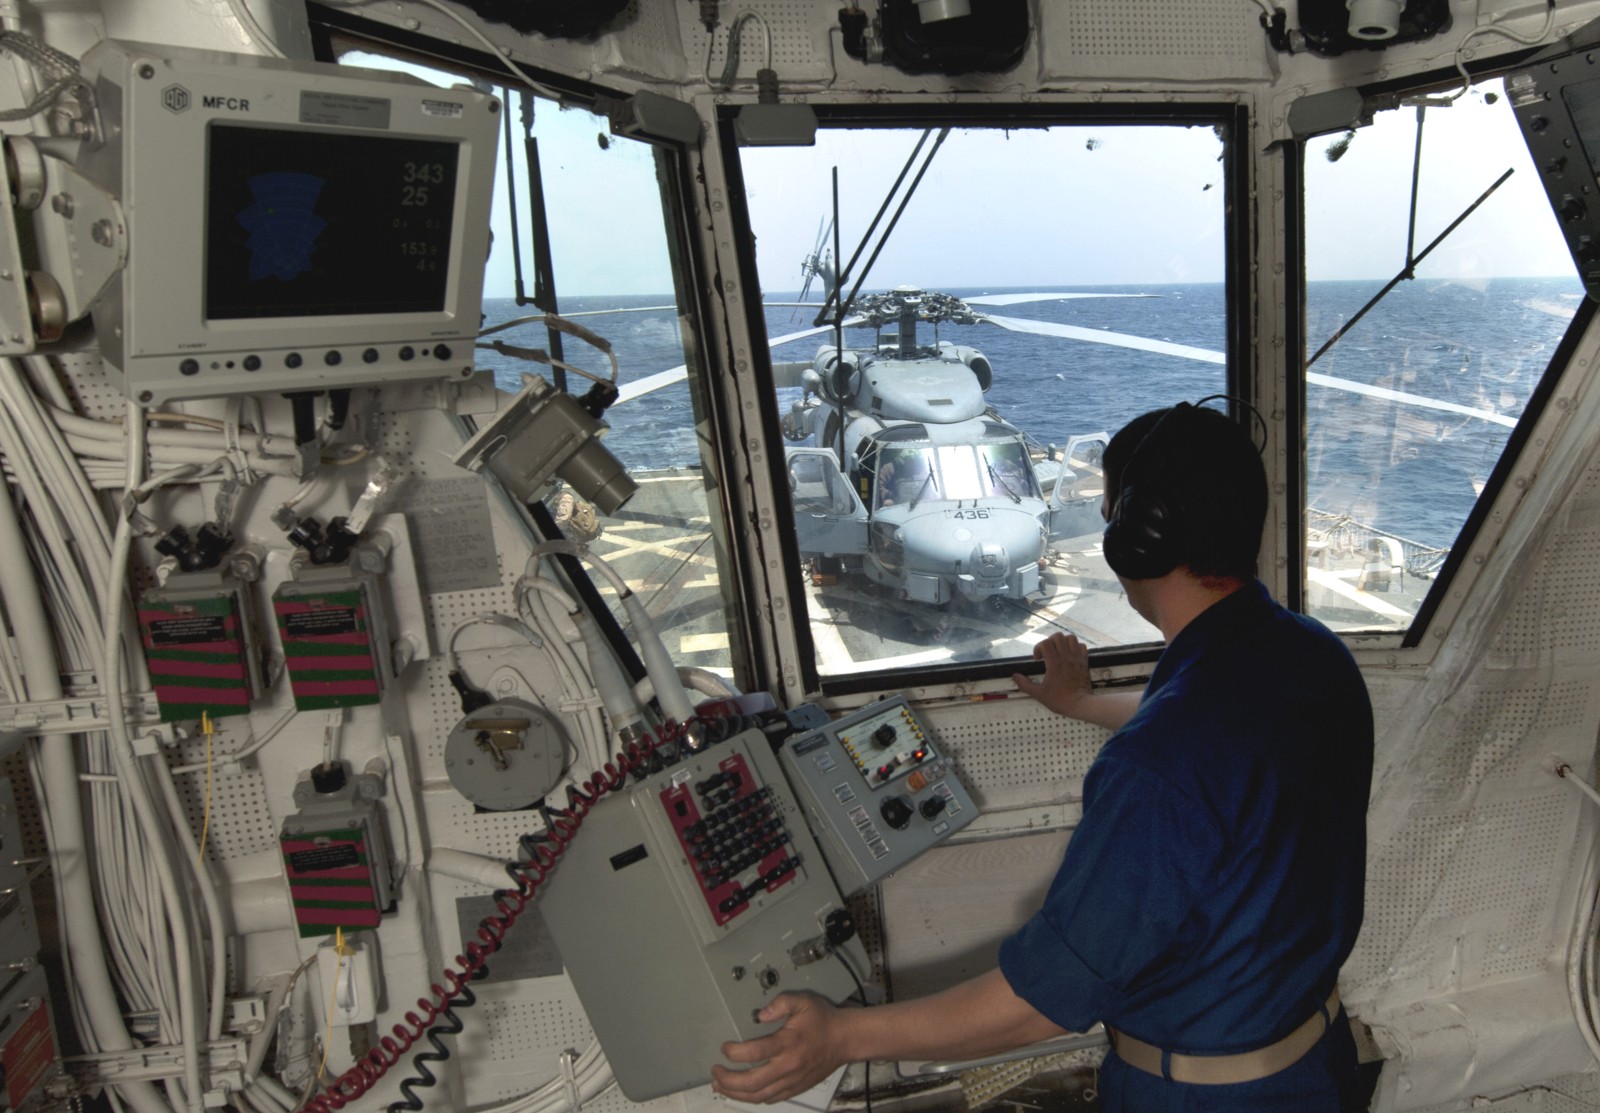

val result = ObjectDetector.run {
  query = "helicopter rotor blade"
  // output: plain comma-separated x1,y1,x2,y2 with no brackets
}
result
615,318,866,403
1306,372,1517,428
976,313,1514,426
978,313,1226,364
547,304,680,317
964,292,1160,307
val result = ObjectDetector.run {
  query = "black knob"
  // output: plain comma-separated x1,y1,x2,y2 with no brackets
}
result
243,355,261,371
285,352,302,368
1530,114,1550,133
825,909,856,947
1562,194,1587,223
873,723,897,747
179,358,200,376
362,347,380,364
311,761,347,795
880,795,914,830
920,795,948,820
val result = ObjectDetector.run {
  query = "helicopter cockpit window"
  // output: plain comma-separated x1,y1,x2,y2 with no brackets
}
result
735,118,1229,679
878,448,935,508
981,442,1040,501
1301,90,1581,639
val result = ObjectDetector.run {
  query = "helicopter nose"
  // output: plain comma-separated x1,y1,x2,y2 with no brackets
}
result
900,507,1043,600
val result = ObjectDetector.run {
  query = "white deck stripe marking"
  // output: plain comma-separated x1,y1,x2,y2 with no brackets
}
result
1307,567,1413,619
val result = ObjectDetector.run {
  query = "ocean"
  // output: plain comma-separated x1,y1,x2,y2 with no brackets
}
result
479,276,1583,552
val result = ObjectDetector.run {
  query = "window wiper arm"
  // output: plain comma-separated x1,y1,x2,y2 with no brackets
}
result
983,453,1021,503
1308,166,1513,367
909,470,937,510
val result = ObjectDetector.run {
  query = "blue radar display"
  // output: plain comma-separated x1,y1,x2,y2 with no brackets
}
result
205,124,459,319
236,172,327,282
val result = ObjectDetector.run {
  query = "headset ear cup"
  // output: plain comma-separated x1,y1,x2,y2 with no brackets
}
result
1103,483,1179,580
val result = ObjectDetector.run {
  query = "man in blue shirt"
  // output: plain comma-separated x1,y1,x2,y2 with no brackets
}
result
712,403,1374,1111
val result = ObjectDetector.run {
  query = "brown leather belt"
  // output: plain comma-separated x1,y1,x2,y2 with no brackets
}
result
1108,988,1341,1086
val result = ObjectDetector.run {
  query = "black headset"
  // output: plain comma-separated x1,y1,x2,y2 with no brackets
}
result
1102,403,1194,580
1101,396,1266,581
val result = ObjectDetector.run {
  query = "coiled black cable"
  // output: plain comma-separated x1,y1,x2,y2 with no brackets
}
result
386,974,481,1112
385,833,559,1109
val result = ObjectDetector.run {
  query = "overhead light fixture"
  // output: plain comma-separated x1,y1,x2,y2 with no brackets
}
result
613,90,702,145
733,103,817,146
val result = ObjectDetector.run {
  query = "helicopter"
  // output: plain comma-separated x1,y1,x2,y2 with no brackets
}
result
775,285,1115,607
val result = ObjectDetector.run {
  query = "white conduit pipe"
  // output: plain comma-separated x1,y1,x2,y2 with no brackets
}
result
105,402,203,1112
0,470,172,1113
50,406,298,455
150,757,227,1040
528,540,696,725
62,435,300,476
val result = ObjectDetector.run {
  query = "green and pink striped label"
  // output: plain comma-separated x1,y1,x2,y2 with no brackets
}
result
280,826,383,937
140,593,252,722
273,588,381,711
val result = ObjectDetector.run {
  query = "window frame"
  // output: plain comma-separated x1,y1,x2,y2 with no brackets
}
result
1288,84,1596,653
312,8,765,692
717,101,1254,698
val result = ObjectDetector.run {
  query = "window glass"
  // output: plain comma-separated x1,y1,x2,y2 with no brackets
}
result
1302,92,1581,634
343,53,740,680
738,122,1229,678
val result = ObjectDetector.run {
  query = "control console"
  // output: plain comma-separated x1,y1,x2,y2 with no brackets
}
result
536,727,867,1101
779,694,976,895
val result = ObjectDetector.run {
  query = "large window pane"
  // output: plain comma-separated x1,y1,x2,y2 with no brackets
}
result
739,122,1229,679
345,53,740,678
1303,93,1581,634
480,104,738,677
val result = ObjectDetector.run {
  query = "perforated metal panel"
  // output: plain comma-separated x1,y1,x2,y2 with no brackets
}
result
593,1,690,84
1346,809,1470,989
1491,455,1600,661
0,748,46,859
466,990,723,1113
1038,0,1269,82
924,697,1105,798
168,736,280,862
1347,440,1600,1107
56,351,125,422
477,994,595,1063
687,2,835,85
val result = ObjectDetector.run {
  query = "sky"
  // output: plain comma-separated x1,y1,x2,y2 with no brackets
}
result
344,53,1575,298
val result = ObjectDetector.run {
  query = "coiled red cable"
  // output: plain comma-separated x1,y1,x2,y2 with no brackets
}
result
299,724,685,1112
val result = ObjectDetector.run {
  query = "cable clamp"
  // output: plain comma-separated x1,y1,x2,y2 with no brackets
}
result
558,1048,583,1113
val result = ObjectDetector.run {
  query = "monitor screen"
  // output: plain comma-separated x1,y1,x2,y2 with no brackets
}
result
205,125,461,320
76,40,500,403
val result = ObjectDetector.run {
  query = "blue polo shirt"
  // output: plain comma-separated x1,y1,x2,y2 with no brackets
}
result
999,581,1372,1065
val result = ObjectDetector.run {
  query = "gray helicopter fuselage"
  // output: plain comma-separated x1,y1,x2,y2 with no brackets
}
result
786,346,1050,604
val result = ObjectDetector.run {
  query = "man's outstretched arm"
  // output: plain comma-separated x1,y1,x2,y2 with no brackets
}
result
1013,632,1142,730
711,968,1067,1104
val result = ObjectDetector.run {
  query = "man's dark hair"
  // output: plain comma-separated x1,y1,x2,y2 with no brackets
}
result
1101,404,1267,581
